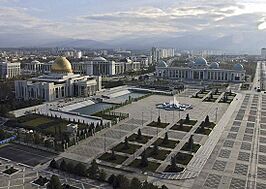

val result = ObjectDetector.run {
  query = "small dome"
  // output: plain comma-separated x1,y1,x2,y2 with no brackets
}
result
157,60,168,68
194,57,208,66
233,63,244,71
51,57,73,73
31,60,41,64
209,62,219,69
93,57,107,61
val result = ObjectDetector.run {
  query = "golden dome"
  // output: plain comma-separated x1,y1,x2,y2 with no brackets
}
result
51,57,73,73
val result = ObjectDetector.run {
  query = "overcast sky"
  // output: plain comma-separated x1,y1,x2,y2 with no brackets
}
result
0,0,266,51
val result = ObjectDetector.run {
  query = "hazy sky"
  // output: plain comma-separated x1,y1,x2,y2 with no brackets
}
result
1,0,266,44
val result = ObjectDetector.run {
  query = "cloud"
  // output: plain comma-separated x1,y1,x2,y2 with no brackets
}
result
0,0,266,52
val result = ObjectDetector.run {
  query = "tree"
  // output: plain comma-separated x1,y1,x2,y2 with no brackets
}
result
66,162,74,174
47,175,62,189
74,163,87,176
130,177,142,189
110,148,116,160
169,156,177,171
98,169,107,182
49,159,58,169
123,136,129,149
205,115,210,125
163,132,169,144
88,159,99,179
210,93,213,99
157,116,161,124
33,133,42,144
215,88,219,94
140,150,148,167
153,144,159,155
59,159,67,172
161,185,169,189
188,135,194,152
179,120,183,128
185,113,190,123
108,174,116,185
137,128,142,140
116,174,130,189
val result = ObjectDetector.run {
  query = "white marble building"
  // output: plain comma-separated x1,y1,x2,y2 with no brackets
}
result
15,57,101,102
0,61,21,79
156,57,246,82
22,60,44,74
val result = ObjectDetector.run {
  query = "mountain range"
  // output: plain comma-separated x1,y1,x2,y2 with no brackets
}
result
1,32,265,54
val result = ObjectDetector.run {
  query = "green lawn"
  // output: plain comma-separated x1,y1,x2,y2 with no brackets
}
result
199,121,216,129
164,165,184,172
177,119,197,126
175,152,193,165
191,94,205,99
143,147,171,161
3,167,19,175
129,159,160,172
147,121,169,128
195,127,212,135
171,124,192,132
98,152,128,164
181,142,201,153
128,134,152,144
203,97,218,102
10,114,89,136
22,117,53,128
113,142,141,154
153,138,179,149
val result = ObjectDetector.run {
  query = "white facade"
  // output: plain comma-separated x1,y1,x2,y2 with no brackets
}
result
22,60,44,74
15,73,101,101
0,61,21,79
15,57,101,102
156,57,246,83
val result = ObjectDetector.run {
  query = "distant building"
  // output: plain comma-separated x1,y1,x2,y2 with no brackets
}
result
0,61,21,79
261,48,266,58
15,57,101,102
151,47,175,64
76,51,82,59
82,57,141,76
22,60,44,74
156,57,246,82
131,55,149,67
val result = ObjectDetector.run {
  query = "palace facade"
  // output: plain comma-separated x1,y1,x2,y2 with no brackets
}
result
156,57,246,82
15,57,101,102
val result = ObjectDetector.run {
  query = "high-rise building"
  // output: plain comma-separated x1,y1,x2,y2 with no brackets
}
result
150,47,175,64
261,48,266,58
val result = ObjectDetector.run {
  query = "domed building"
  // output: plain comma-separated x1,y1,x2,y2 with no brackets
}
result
156,57,246,82
194,57,208,67
15,56,102,102
209,62,220,69
51,57,73,73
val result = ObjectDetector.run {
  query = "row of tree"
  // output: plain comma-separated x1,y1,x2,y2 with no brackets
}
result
49,159,106,181
49,159,169,189
108,174,168,189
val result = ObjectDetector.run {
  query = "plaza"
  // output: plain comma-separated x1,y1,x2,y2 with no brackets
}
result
2,61,266,188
